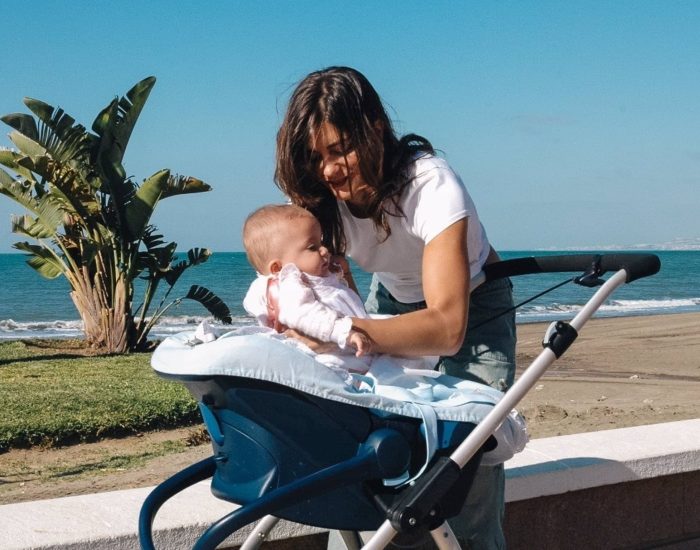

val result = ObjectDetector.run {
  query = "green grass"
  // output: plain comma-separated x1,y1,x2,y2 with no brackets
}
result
0,340,200,451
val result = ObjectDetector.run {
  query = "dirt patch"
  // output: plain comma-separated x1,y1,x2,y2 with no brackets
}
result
0,427,211,504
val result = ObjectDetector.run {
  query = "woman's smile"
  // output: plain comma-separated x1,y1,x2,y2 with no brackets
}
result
311,122,371,206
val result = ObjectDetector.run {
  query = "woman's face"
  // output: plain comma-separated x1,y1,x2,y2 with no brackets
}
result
309,122,372,207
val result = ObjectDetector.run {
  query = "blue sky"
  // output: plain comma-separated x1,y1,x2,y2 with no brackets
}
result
1,1,698,252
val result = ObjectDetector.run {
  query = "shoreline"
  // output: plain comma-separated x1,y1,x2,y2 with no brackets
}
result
2,309,700,341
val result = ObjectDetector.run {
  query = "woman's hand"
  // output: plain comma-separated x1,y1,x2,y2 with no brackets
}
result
283,328,339,354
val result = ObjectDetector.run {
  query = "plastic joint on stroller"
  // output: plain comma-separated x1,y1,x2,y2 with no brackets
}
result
139,253,660,550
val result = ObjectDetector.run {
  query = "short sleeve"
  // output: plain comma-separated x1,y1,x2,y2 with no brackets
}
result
405,158,472,244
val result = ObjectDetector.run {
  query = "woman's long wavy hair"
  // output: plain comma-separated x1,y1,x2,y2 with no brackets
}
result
275,66,434,254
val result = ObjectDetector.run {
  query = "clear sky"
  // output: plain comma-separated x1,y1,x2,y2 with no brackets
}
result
1,1,698,252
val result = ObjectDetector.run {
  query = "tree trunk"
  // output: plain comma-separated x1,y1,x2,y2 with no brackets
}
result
70,266,132,353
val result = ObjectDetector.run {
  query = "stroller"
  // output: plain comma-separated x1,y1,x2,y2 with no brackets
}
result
139,253,660,550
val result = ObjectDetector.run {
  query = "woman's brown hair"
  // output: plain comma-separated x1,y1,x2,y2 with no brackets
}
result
275,66,434,254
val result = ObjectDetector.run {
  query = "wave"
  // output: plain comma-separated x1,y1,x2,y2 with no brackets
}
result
0,315,255,340
2,297,699,338
517,297,700,322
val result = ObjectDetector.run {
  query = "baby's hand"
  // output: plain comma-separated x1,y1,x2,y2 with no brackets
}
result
284,328,339,354
347,329,373,357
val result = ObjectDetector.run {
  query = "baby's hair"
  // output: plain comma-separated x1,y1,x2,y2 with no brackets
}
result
243,204,317,272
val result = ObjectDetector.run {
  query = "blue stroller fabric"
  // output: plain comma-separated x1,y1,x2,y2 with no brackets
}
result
152,329,527,468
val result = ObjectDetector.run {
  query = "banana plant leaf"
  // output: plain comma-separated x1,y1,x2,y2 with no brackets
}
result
185,285,232,324
161,175,212,199
7,131,48,161
164,247,211,286
13,241,65,279
125,169,169,240
1,112,40,142
92,76,156,186
0,149,39,183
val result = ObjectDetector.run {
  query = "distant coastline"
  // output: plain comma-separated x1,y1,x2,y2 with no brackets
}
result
2,236,700,255
520,237,700,252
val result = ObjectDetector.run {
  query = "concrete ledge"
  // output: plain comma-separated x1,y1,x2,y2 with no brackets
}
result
1,419,699,549
505,418,700,502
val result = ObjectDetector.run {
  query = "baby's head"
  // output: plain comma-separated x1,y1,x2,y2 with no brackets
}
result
243,204,331,276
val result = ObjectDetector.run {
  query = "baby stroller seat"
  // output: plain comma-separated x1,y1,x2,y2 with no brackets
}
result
141,327,520,549
177,373,487,532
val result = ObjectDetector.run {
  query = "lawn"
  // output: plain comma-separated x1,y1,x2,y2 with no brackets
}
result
0,339,199,451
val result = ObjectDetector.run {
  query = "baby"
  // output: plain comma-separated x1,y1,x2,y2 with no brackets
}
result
242,204,374,363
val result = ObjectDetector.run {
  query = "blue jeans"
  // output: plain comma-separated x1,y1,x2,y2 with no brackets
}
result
366,276,516,549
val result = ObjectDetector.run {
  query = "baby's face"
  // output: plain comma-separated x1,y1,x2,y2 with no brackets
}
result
277,216,331,277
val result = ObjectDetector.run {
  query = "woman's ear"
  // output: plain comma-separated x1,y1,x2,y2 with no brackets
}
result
268,260,282,274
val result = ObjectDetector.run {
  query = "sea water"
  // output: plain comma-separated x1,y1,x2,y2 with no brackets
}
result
0,250,697,340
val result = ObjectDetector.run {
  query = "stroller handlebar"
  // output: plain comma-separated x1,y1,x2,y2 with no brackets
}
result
482,253,660,284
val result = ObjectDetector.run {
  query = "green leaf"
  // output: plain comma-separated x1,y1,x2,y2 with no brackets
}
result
0,150,39,183
92,76,156,184
1,113,39,141
11,214,55,239
23,98,55,124
187,247,211,266
184,285,232,324
13,242,65,279
27,255,64,279
0,174,39,213
19,101,93,166
163,260,186,286
125,169,169,240
161,175,212,199
141,226,165,250
8,131,47,159
162,248,210,286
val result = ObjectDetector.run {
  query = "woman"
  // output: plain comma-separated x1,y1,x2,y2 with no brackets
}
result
275,66,516,549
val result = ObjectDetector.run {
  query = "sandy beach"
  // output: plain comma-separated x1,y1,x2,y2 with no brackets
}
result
1,311,699,504
514,312,700,437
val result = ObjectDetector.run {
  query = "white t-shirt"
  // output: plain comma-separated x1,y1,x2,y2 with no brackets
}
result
339,155,490,303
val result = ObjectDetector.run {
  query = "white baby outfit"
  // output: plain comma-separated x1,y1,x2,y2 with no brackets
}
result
243,263,436,375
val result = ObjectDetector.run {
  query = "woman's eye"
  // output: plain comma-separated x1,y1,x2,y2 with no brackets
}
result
332,146,351,157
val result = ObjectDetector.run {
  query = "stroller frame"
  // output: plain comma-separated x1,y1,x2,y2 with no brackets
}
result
139,253,660,550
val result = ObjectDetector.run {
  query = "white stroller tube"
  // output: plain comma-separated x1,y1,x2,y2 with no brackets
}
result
450,268,628,469
240,515,280,549
363,269,629,550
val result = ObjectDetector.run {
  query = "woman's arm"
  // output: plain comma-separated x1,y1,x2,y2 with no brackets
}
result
351,219,470,356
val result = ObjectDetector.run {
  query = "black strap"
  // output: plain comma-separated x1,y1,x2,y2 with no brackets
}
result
469,277,575,331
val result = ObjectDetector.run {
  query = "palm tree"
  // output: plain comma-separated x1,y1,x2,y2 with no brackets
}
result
0,77,231,353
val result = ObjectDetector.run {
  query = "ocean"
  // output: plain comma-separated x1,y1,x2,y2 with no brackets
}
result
0,250,698,341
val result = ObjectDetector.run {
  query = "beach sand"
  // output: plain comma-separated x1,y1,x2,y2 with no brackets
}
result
1,312,699,504
514,312,700,437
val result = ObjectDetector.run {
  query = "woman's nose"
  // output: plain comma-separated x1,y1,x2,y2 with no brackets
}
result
321,158,342,181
